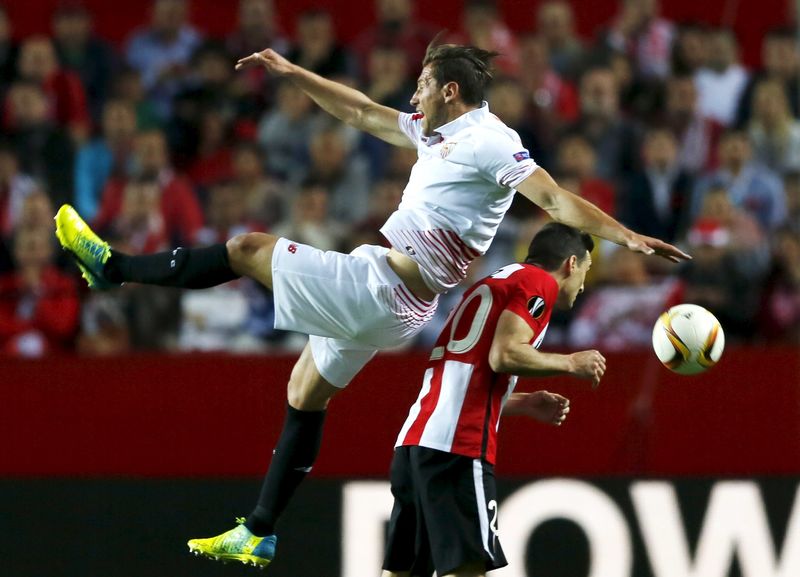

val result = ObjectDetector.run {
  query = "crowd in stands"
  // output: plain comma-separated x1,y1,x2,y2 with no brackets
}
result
0,0,798,357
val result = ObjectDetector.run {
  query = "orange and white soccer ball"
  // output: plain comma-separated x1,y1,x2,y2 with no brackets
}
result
652,304,725,375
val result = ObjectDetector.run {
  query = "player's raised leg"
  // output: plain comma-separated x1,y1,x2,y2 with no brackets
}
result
188,344,340,567
54,204,276,290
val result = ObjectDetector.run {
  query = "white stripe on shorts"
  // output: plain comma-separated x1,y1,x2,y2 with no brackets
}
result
473,459,494,561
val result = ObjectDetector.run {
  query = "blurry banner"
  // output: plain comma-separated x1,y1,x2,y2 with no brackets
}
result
2,477,798,577
1,349,799,477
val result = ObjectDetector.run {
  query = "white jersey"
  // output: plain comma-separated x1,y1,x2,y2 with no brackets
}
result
380,103,538,294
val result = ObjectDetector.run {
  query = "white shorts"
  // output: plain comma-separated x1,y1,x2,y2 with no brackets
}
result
271,238,438,387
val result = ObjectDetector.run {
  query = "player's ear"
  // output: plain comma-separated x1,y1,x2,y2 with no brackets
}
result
565,254,578,276
442,81,459,103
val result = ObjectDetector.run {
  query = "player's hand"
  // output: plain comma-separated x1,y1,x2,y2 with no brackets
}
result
570,350,606,389
235,48,294,76
626,232,692,263
515,391,570,426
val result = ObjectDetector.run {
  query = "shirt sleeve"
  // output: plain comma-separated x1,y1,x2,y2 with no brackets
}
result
504,269,552,327
397,112,422,145
472,128,538,189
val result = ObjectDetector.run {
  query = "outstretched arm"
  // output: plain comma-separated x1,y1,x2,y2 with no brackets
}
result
236,49,415,149
488,310,606,388
516,167,691,263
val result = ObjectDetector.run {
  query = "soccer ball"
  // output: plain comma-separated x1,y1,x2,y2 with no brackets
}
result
652,304,725,375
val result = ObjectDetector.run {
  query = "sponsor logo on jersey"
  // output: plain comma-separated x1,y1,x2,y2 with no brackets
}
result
288,243,298,254
440,141,457,158
527,295,545,319
513,150,530,162
405,245,416,256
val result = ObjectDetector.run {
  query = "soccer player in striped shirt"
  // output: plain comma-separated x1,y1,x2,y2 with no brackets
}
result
383,223,603,577
55,41,686,568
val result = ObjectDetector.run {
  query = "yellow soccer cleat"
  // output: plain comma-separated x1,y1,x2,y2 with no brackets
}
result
188,518,276,569
54,204,117,290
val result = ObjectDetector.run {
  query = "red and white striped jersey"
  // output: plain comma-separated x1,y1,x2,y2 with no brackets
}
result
381,104,538,294
396,263,558,464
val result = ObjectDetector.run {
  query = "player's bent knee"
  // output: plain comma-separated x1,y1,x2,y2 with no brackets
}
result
226,233,277,282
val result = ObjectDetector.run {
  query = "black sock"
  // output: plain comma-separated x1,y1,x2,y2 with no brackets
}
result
245,405,327,537
103,244,240,288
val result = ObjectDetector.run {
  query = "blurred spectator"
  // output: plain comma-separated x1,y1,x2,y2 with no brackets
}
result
736,27,800,126
695,186,769,277
486,77,547,170
226,0,288,59
348,177,404,249
758,227,800,343
0,4,18,92
680,213,765,341
364,44,414,111
16,35,90,142
52,2,115,125
5,81,74,207
257,80,316,181
226,0,288,114
600,0,674,80
0,225,79,357
747,79,800,173
450,0,519,76
694,129,786,231
110,66,161,130
535,0,585,81
180,182,270,352
288,9,355,80
0,142,38,239
670,21,707,75
555,134,616,216
106,176,168,255
664,73,722,174
272,179,348,252
169,41,241,165
230,142,284,228
352,0,438,79
186,108,234,188
694,27,749,127
74,98,137,220
125,0,202,119
568,249,682,350
294,125,371,225
94,129,203,246
566,66,642,182
517,34,579,152
359,43,416,180
195,179,263,246
621,128,693,243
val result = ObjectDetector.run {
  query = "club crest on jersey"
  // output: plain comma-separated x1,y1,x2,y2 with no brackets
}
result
527,295,546,319
513,150,530,162
440,141,457,158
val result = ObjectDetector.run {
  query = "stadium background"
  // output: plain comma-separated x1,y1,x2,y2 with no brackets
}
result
0,0,798,575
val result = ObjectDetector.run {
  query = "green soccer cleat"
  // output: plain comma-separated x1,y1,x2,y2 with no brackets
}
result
54,204,117,290
187,518,277,569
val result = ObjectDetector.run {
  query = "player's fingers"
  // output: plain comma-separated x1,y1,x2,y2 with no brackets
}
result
562,406,571,415
235,55,260,70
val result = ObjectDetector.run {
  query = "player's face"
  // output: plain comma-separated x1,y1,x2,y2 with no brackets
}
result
410,65,446,137
557,251,592,309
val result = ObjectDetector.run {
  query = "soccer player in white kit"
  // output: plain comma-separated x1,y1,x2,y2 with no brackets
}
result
383,223,603,577
54,42,689,568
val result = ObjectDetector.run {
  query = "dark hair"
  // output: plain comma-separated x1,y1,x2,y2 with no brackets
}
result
525,222,594,271
422,41,498,106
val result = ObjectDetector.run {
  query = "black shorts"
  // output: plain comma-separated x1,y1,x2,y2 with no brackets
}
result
382,446,508,576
